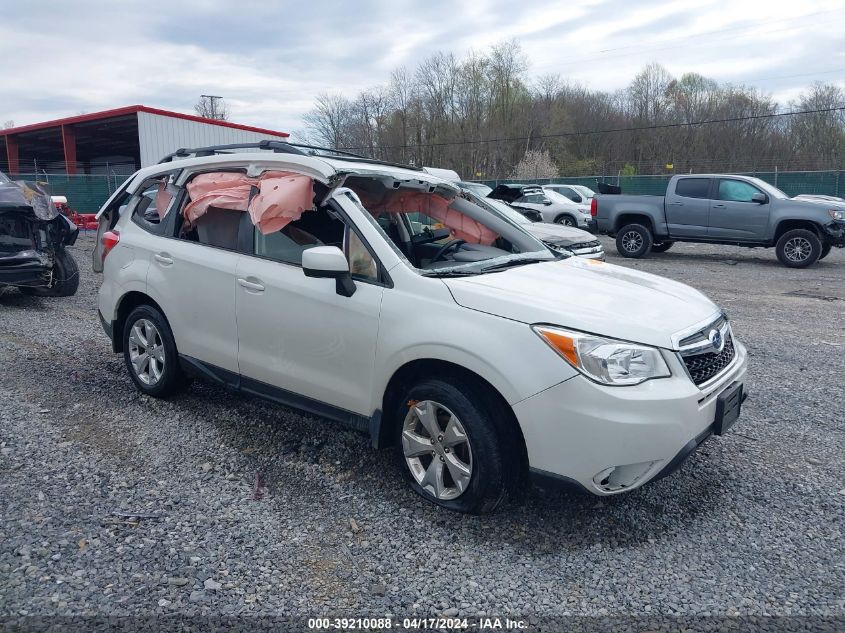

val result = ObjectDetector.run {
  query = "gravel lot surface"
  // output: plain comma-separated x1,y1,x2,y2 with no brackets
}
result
1,235,843,623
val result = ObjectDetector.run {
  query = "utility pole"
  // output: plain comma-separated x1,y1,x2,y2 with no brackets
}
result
201,94,223,120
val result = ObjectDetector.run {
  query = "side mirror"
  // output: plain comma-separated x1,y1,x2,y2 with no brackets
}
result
543,200,552,206
751,192,768,204
302,246,356,297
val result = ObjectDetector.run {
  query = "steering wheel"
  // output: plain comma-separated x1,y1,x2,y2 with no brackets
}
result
430,238,466,263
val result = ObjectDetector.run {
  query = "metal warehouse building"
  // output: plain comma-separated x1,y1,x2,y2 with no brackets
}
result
0,105,289,176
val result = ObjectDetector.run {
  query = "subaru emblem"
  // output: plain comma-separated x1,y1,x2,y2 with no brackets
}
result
708,328,724,353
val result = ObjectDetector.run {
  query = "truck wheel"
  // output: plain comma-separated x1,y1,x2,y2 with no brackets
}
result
554,215,576,227
395,377,517,514
616,224,653,258
651,241,674,253
819,243,832,260
775,229,822,268
122,305,188,398
19,250,80,297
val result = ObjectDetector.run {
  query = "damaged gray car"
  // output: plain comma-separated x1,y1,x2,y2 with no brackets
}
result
0,172,79,296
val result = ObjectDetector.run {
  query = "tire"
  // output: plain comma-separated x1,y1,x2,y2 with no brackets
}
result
554,215,577,227
819,243,832,260
122,305,187,398
394,376,518,514
651,241,675,253
19,249,79,297
615,223,653,258
775,229,822,268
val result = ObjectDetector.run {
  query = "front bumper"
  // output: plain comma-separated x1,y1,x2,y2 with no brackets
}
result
0,250,51,287
514,337,748,495
822,220,845,246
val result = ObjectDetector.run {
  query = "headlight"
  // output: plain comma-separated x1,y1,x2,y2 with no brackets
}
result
532,325,671,386
829,209,844,221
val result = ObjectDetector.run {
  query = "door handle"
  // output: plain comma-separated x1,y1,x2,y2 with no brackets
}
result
237,278,265,292
668,201,683,206
712,204,726,208
154,253,173,265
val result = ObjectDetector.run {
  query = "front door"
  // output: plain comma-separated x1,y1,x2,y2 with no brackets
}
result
708,178,771,240
235,203,384,416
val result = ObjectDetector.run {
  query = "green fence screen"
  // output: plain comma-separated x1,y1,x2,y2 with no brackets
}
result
12,169,845,214
12,173,127,214
479,170,845,198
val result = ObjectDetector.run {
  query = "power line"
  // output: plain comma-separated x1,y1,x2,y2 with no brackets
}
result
338,105,845,152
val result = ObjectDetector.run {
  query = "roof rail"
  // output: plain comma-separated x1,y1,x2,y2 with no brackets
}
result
157,140,306,163
157,139,424,172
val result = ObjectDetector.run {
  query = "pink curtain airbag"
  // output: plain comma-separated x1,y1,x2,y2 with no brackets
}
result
183,171,314,234
359,190,498,245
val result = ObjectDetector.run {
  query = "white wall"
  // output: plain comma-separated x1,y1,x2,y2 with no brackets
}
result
137,111,288,167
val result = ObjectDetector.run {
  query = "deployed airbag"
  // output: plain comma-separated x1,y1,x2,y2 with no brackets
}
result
358,189,498,245
184,171,315,234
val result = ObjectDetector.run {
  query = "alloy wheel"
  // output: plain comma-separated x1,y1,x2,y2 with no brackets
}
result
128,318,165,386
621,230,643,253
783,236,812,263
402,400,473,500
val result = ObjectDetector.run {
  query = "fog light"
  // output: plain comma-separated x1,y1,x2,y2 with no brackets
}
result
593,461,659,492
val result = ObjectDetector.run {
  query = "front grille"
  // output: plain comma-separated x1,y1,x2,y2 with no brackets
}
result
683,335,735,385
678,315,727,348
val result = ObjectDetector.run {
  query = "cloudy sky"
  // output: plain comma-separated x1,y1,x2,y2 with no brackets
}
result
2,0,844,135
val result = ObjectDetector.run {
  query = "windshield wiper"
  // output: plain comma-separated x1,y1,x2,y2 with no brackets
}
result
422,269,478,277
480,257,549,273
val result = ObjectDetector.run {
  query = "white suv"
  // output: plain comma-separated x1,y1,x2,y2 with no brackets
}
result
95,142,747,514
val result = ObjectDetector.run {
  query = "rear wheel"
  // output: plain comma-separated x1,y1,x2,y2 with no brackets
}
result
819,243,832,260
554,215,576,227
122,305,187,398
775,229,822,268
616,223,653,258
651,241,675,253
395,377,517,514
19,250,79,297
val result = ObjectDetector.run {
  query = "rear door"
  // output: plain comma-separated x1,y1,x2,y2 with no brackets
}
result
708,178,770,240
664,177,712,237
146,200,243,376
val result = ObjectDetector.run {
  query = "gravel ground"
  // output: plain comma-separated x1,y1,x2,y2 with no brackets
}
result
1,234,843,624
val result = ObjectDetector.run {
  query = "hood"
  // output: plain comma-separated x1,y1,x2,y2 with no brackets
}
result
443,257,719,349
524,222,594,246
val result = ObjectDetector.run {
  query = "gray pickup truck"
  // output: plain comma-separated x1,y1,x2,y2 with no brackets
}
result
593,174,845,267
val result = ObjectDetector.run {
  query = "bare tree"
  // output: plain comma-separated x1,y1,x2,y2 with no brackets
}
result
194,95,229,121
511,150,559,179
2,120,15,130
299,39,845,177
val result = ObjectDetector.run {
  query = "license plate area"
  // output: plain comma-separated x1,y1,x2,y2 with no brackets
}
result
714,381,743,435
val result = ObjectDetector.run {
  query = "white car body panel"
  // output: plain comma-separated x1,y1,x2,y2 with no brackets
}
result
443,257,719,349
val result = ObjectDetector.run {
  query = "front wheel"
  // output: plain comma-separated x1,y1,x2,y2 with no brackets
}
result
651,241,674,253
554,215,576,227
122,305,188,398
395,377,517,514
775,229,822,268
616,223,653,258
19,249,79,297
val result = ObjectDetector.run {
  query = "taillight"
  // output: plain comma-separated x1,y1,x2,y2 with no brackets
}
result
101,230,120,261
590,198,598,217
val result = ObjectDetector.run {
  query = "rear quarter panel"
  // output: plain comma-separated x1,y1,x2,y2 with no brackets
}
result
596,195,667,234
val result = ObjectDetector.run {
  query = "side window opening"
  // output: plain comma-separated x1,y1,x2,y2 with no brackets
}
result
674,178,711,200
130,175,178,234
718,180,761,203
